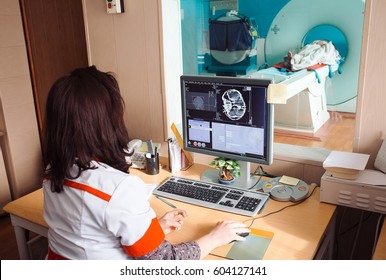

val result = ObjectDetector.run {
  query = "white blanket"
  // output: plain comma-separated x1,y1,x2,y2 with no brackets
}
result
290,40,341,71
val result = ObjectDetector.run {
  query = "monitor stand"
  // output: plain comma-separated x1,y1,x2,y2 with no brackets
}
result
200,161,263,190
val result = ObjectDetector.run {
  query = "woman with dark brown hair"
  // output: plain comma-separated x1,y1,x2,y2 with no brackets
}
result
42,66,249,260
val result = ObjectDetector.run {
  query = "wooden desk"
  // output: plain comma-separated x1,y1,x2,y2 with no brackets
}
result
3,162,336,260
373,220,386,260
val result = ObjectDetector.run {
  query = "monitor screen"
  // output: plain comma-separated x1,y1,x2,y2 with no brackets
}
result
180,75,274,166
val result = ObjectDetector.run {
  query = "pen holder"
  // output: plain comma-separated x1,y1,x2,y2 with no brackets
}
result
145,152,160,175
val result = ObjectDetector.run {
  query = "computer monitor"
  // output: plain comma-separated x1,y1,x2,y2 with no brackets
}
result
180,75,274,189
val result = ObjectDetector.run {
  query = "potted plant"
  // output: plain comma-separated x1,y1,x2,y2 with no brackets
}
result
209,157,241,184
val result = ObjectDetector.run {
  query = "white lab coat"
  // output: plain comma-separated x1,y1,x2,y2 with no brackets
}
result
43,161,164,259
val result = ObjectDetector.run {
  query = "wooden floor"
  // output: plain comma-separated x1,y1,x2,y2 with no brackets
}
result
0,111,356,260
274,111,355,152
0,214,20,260
0,213,48,260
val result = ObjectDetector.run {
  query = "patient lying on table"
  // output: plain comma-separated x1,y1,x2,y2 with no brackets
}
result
282,40,342,71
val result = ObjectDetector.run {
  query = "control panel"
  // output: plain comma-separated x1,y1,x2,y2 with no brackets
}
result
260,176,309,202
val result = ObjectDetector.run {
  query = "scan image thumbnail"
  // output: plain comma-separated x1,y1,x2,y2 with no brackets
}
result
222,89,246,120
192,96,205,110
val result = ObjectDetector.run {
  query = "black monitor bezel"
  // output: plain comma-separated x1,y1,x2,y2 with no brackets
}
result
180,74,274,165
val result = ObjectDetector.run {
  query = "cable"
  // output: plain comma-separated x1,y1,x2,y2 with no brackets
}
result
334,206,347,259
247,165,264,190
349,210,364,259
243,184,318,228
247,165,277,190
338,211,372,236
334,208,379,259
371,214,385,257
247,174,263,190
254,165,276,178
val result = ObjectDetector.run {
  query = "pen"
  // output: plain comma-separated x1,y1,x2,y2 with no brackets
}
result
147,139,154,156
156,195,176,208
154,145,158,156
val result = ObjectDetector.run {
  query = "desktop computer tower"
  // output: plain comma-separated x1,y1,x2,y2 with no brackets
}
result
320,170,386,214
320,170,386,259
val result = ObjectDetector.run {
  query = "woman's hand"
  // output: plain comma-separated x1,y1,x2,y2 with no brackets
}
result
206,220,250,246
159,209,188,234
195,220,250,259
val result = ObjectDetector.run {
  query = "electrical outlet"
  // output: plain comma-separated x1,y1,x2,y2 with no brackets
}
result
106,0,124,14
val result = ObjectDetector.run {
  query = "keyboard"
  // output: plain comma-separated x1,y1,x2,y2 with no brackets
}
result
153,176,270,216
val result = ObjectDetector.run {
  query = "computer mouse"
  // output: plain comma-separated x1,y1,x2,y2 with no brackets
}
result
231,232,250,243
237,232,250,238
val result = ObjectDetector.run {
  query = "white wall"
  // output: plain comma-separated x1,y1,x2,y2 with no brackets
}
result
160,0,184,138
83,0,166,144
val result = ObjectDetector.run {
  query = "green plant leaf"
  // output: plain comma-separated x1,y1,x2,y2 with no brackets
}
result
208,157,242,178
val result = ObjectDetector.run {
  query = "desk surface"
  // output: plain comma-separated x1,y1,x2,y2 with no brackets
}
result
3,162,336,260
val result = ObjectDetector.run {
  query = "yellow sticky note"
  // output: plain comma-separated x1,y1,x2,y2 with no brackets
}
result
267,84,287,104
279,175,299,186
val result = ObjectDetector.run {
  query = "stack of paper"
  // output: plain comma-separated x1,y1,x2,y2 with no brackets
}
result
167,123,193,173
323,151,370,179
167,138,182,173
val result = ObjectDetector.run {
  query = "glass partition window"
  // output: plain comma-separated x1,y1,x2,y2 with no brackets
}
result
180,0,365,152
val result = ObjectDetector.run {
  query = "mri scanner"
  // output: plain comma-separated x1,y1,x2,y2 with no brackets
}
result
206,0,365,135
256,0,364,134
206,10,258,75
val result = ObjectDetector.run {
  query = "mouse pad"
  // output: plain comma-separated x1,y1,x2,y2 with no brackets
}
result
211,228,274,260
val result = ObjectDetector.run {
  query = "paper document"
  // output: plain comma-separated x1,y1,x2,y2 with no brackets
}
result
267,84,287,104
279,175,299,186
334,169,386,186
138,142,161,153
323,151,370,179
167,138,182,173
